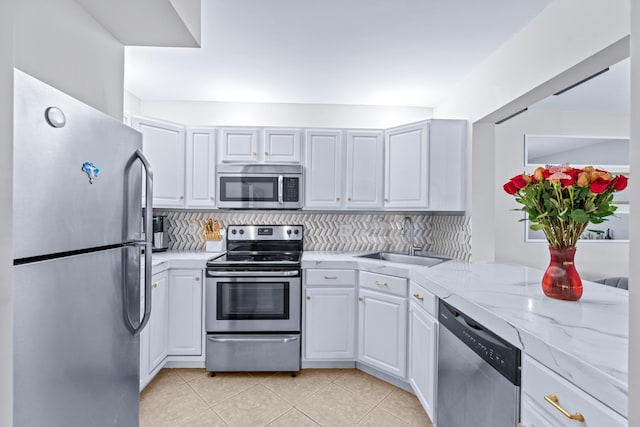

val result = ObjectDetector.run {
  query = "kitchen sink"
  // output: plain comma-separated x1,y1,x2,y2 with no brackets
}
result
356,252,451,267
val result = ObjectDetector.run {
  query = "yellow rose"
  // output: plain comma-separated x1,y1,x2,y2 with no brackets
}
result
576,172,589,187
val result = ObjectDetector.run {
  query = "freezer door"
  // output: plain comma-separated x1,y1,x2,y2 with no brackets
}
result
13,70,143,259
14,247,141,427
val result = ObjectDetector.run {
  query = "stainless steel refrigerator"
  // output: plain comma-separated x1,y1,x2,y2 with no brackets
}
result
12,70,153,427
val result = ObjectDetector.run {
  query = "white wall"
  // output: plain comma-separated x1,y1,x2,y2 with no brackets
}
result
495,110,629,279
13,0,125,119
0,0,13,423
628,1,639,422
138,100,433,129
124,90,142,117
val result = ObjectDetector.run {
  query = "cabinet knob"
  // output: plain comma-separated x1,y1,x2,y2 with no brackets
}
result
179,196,184,200
358,297,363,302
306,296,311,300
384,198,389,202
413,293,424,302
265,151,269,156
152,283,158,289
348,198,352,202
252,152,257,156
195,277,200,282
336,197,340,201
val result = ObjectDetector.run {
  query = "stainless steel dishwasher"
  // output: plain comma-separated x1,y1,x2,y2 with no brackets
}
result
436,300,521,427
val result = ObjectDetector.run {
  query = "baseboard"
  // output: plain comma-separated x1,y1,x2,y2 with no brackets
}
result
301,360,356,369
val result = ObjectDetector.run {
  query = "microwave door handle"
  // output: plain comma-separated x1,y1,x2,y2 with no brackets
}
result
278,175,284,205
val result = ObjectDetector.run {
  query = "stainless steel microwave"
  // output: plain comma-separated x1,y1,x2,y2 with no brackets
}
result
216,164,303,209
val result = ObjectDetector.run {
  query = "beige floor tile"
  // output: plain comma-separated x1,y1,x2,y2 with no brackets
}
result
355,407,412,427
189,372,259,406
378,389,433,427
261,369,335,405
248,371,278,381
213,384,292,427
140,382,209,427
140,368,186,401
333,370,397,404
176,368,210,383
296,383,377,427
267,408,320,427
174,408,229,427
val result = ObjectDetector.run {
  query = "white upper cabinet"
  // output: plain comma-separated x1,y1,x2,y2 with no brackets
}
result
345,130,384,209
428,120,466,211
186,127,216,208
220,127,302,163
263,128,302,163
384,122,429,209
133,116,186,208
304,130,343,209
220,127,260,162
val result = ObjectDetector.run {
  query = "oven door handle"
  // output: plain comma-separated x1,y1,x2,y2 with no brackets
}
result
206,270,300,277
208,336,299,344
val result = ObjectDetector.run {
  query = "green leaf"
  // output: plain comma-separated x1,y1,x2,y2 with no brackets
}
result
570,209,590,223
530,223,546,231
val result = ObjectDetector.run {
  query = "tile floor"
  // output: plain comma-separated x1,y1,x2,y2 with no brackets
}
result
140,368,435,427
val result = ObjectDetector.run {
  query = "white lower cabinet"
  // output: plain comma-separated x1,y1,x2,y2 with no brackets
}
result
167,269,203,356
145,271,169,378
303,269,356,362
357,272,408,378
520,355,626,427
408,296,437,421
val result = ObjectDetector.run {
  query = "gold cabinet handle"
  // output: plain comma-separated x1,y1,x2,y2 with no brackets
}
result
252,151,257,156
324,276,337,280
152,283,158,289
544,394,585,422
306,296,311,300
358,297,363,302
195,277,200,282
413,293,424,301
384,198,389,202
374,281,388,287
348,198,352,202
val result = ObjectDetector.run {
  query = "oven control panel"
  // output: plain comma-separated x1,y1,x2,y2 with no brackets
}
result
227,225,304,241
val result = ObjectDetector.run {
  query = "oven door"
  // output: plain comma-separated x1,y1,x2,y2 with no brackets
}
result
205,270,301,332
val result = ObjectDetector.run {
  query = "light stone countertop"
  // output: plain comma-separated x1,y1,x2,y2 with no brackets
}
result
151,250,628,417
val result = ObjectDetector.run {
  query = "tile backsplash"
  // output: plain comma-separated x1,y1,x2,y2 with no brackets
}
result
156,210,472,261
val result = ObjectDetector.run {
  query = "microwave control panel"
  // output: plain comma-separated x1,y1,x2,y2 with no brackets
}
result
283,177,299,202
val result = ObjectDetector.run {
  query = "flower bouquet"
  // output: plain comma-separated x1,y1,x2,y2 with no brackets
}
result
503,164,628,300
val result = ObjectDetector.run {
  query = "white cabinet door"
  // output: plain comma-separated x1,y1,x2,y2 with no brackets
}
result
148,271,169,372
429,120,466,211
220,127,259,162
167,269,203,356
133,116,186,208
345,130,384,209
409,302,437,421
304,130,343,209
358,288,407,378
384,122,429,209
185,128,216,208
263,128,301,163
304,287,356,360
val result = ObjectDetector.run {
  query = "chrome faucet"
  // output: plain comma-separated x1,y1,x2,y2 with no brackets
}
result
402,217,422,256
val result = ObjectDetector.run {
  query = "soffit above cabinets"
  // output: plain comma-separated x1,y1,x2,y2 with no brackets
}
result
75,0,201,47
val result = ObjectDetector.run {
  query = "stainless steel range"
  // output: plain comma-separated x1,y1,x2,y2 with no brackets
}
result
205,224,303,374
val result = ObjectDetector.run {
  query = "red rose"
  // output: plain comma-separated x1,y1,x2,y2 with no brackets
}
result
560,176,575,187
503,181,518,195
589,178,610,194
542,168,551,179
612,175,628,191
510,174,528,189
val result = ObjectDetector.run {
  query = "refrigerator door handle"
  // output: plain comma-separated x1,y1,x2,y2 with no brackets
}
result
123,149,153,336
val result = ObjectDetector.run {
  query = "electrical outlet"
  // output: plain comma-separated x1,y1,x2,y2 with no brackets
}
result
339,224,354,236
189,222,199,234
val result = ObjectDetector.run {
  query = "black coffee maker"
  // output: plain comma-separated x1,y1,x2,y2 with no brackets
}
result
152,215,169,252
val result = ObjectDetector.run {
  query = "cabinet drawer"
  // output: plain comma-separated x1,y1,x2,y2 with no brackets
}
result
305,269,356,286
522,355,626,427
359,271,407,297
409,281,437,317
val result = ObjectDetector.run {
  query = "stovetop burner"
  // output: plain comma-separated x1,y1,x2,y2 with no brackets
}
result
207,251,301,266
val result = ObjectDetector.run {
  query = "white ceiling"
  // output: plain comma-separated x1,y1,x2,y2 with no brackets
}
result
529,58,630,113
125,0,551,107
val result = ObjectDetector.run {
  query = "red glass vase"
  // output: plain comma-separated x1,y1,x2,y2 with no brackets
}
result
542,246,583,301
